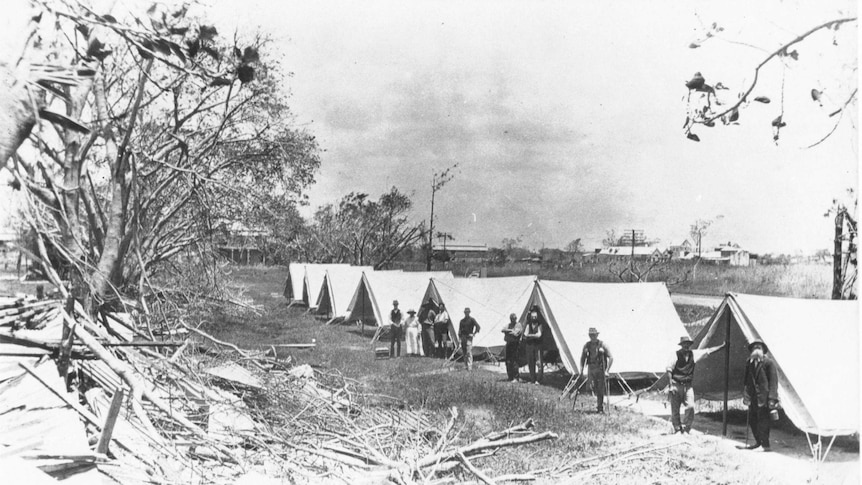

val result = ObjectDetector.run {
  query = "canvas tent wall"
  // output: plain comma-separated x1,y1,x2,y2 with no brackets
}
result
302,264,350,309
421,276,536,353
692,293,858,437
346,271,454,327
283,263,348,305
523,280,687,379
315,266,374,320
283,263,306,302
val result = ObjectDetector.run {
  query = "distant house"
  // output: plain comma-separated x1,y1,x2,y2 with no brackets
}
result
701,242,750,266
217,222,271,265
668,240,694,259
432,243,488,263
595,246,665,261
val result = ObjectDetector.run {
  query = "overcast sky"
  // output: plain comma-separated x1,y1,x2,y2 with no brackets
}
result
2,0,858,253
204,0,858,254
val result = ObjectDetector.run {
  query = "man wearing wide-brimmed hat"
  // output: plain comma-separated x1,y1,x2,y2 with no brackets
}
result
741,339,779,452
665,335,725,433
580,327,613,413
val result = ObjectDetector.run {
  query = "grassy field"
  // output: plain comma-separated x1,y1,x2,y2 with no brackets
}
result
411,261,833,299
195,265,850,483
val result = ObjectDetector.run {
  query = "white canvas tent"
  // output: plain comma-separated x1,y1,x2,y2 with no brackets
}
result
345,271,454,329
420,276,536,353
302,264,350,309
523,280,687,379
283,263,306,303
315,266,374,321
283,263,348,306
693,293,858,443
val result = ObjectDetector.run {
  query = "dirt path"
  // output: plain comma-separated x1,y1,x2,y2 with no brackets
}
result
612,395,859,484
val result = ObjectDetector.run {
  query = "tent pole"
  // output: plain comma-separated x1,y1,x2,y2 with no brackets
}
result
822,435,837,463
722,308,731,437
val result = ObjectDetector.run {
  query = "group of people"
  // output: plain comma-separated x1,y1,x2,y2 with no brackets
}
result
388,300,780,444
388,300,479,363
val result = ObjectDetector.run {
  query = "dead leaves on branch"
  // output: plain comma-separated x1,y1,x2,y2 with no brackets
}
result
682,16,857,145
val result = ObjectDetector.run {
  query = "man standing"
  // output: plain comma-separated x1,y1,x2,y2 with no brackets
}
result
522,307,544,384
741,339,779,452
434,303,451,358
389,300,403,358
580,328,613,413
502,313,523,382
666,336,725,433
458,308,481,370
422,305,437,357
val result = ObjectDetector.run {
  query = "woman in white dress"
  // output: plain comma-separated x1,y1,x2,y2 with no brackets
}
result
404,309,421,356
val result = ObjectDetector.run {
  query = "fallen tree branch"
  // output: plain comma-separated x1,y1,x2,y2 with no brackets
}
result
416,428,558,469
458,451,495,485
178,320,267,370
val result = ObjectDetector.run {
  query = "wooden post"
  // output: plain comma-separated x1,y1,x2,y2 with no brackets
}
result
722,308,732,436
96,388,125,454
832,210,845,300
629,229,636,282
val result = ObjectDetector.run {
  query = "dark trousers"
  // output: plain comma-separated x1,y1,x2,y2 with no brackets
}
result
421,325,435,357
389,325,402,357
525,341,542,383
748,404,771,447
589,368,606,411
434,324,448,358
505,340,520,380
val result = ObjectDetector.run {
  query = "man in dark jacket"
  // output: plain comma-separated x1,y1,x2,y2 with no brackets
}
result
422,305,437,358
502,313,523,381
389,300,403,358
741,339,779,452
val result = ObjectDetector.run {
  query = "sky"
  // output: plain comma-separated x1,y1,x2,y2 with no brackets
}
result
203,0,858,254
1,0,858,254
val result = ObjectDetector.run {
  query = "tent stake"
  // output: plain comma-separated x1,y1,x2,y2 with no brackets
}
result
722,307,731,437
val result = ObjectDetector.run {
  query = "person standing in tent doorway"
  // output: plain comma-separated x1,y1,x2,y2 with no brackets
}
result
741,339,779,452
434,302,451,358
458,308,481,370
580,328,613,413
389,300,403,358
523,306,544,384
502,313,523,382
666,336,725,434
422,304,437,358
404,309,421,356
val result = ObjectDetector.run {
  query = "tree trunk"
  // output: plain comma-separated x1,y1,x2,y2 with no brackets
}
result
833,210,845,300
92,60,152,304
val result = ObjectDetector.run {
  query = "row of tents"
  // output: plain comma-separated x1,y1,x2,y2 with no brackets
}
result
283,263,858,442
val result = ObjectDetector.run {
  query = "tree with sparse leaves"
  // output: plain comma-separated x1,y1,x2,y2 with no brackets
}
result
683,16,856,145
564,238,583,254
1,1,319,310
292,187,425,269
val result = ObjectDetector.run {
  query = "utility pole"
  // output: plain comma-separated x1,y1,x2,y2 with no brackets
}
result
623,229,643,282
426,165,458,271
427,191,436,271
